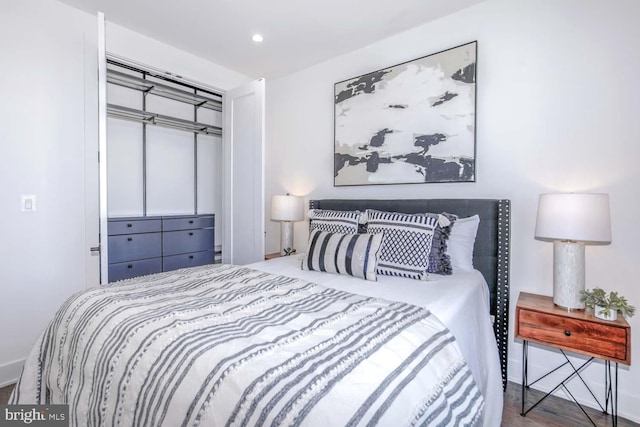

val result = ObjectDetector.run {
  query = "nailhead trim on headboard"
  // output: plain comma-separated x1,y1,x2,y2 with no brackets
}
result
496,199,511,390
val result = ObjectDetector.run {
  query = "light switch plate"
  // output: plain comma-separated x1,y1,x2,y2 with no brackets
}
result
21,195,36,212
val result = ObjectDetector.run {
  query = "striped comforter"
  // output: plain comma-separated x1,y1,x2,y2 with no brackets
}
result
12,264,484,426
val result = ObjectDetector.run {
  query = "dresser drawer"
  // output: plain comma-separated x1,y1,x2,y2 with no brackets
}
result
163,229,214,256
163,250,215,272
517,309,629,361
108,258,162,282
162,215,214,231
108,232,162,263
108,218,161,235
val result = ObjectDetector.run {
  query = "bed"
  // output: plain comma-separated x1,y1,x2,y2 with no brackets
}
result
11,198,510,427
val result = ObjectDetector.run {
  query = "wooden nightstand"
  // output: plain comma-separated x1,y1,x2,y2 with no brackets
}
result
516,292,631,426
264,252,282,260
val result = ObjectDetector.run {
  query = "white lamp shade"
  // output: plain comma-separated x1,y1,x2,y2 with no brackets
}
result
271,194,304,221
535,193,611,243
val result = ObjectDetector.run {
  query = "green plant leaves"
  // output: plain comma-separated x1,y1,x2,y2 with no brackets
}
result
580,287,635,318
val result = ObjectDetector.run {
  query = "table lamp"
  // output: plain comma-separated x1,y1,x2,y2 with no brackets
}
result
534,193,611,309
271,194,304,256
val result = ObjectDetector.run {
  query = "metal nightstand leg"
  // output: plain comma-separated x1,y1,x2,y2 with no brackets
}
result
520,341,618,426
521,340,528,416
604,360,619,427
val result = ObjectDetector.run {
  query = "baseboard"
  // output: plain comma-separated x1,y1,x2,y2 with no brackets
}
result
0,359,23,388
509,355,640,423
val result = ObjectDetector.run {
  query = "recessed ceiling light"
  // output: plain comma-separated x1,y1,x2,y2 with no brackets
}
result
252,34,264,43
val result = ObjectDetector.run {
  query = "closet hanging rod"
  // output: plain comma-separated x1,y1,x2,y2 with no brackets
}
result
106,54,223,98
107,69,222,112
107,104,222,137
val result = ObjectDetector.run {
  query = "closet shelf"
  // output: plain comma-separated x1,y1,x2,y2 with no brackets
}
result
107,104,222,136
107,69,222,112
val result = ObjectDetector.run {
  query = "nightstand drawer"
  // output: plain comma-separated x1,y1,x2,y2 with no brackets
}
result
518,309,628,361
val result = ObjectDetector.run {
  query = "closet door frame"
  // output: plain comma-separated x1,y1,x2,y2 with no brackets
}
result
97,11,110,284
222,78,265,265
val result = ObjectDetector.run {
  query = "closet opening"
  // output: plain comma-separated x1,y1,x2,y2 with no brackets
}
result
104,55,224,281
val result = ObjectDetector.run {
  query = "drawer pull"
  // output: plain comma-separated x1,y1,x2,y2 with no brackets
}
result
189,232,194,236
127,223,132,228
127,237,133,241
189,255,194,259
564,330,571,337
127,264,133,269
189,220,194,224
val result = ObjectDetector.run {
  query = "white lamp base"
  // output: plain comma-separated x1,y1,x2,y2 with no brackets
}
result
553,240,585,309
280,221,295,256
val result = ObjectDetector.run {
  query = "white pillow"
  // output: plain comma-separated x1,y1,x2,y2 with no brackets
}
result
447,215,480,272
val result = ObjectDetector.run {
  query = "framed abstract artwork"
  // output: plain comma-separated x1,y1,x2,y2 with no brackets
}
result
334,41,477,186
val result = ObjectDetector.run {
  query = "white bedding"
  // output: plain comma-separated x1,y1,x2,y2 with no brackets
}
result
13,263,485,426
250,254,504,427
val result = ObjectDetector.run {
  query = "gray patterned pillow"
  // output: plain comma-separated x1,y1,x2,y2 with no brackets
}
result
365,210,438,280
302,229,383,281
428,212,457,275
308,209,362,234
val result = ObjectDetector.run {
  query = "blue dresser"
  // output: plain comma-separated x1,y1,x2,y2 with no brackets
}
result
107,214,215,282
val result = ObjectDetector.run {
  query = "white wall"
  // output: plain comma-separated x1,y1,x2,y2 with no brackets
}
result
265,0,640,421
0,0,97,387
106,22,250,93
0,0,250,386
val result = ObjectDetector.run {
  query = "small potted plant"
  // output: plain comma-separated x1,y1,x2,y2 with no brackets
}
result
580,287,635,321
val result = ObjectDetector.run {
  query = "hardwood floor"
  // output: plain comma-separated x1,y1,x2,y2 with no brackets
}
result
0,383,13,405
502,381,638,427
0,381,637,425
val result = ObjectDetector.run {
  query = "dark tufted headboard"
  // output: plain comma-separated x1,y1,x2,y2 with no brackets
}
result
309,198,511,389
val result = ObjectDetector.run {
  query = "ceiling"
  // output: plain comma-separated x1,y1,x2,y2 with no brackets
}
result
58,0,484,79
